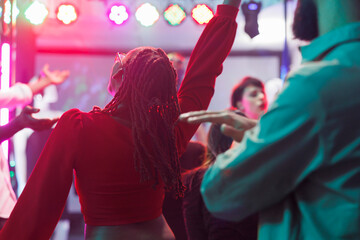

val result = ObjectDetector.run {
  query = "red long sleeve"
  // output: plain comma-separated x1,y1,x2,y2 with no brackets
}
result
175,5,238,155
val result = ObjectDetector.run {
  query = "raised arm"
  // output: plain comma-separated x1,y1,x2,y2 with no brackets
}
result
0,65,69,110
28,64,70,95
175,0,241,154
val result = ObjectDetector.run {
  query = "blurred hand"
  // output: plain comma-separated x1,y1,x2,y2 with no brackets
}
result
179,110,257,142
18,106,59,131
42,64,70,85
223,0,242,8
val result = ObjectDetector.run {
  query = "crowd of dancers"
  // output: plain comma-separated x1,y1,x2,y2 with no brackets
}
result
0,0,360,239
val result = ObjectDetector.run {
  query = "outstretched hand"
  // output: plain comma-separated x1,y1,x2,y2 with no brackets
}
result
42,64,70,85
18,106,59,131
179,110,257,142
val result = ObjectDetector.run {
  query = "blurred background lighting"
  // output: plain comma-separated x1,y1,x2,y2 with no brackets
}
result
56,4,78,25
108,5,129,25
25,0,48,25
4,0,19,24
164,4,186,26
191,4,213,25
135,3,159,27
1,43,11,157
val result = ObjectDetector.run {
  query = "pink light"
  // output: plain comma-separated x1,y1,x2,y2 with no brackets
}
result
1,43,10,156
108,5,129,25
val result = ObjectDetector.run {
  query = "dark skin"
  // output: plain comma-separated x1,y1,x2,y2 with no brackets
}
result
0,106,58,143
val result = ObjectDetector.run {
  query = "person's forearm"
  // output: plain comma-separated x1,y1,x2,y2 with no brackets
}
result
0,117,24,143
28,76,52,95
223,0,241,8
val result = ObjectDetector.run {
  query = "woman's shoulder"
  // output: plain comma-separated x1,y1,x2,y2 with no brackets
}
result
59,108,85,122
60,108,103,121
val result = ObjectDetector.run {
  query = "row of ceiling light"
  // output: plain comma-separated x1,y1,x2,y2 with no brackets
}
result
1,0,216,27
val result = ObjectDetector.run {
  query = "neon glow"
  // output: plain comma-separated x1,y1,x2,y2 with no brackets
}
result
25,0,48,25
57,4,78,25
108,5,129,25
9,160,15,167
248,3,259,10
4,0,19,24
191,4,214,25
135,3,159,27
164,4,186,26
1,43,11,156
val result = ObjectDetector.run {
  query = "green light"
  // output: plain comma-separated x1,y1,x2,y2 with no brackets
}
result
9,160,15,167
164,4,186,26
10,171,14,178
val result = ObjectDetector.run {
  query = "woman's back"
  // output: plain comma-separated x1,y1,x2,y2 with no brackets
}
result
74,110,164,226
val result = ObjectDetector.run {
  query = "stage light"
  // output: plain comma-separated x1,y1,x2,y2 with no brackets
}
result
108,4,129,25
241,0,262,38
135,3,159,27
9,160,15,167
164,4,186,26
1,43,11,158
56,4,78,25
191,4,213,25
25,1,48,25
2,0,19,24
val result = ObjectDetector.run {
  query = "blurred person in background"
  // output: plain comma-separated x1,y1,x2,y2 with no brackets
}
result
183,112,258,240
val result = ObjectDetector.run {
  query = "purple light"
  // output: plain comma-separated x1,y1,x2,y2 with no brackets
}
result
248,3,258,11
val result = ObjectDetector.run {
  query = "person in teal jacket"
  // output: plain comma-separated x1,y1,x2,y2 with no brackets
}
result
180,0,360,239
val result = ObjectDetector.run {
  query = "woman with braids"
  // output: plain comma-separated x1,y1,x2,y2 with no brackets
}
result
0,0,242,239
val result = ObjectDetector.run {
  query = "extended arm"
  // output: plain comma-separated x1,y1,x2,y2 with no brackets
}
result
0,106,58,143
28,64,70,95
180,110,258,142
200,77,325,221
0,109,81,240
0,65,69,110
